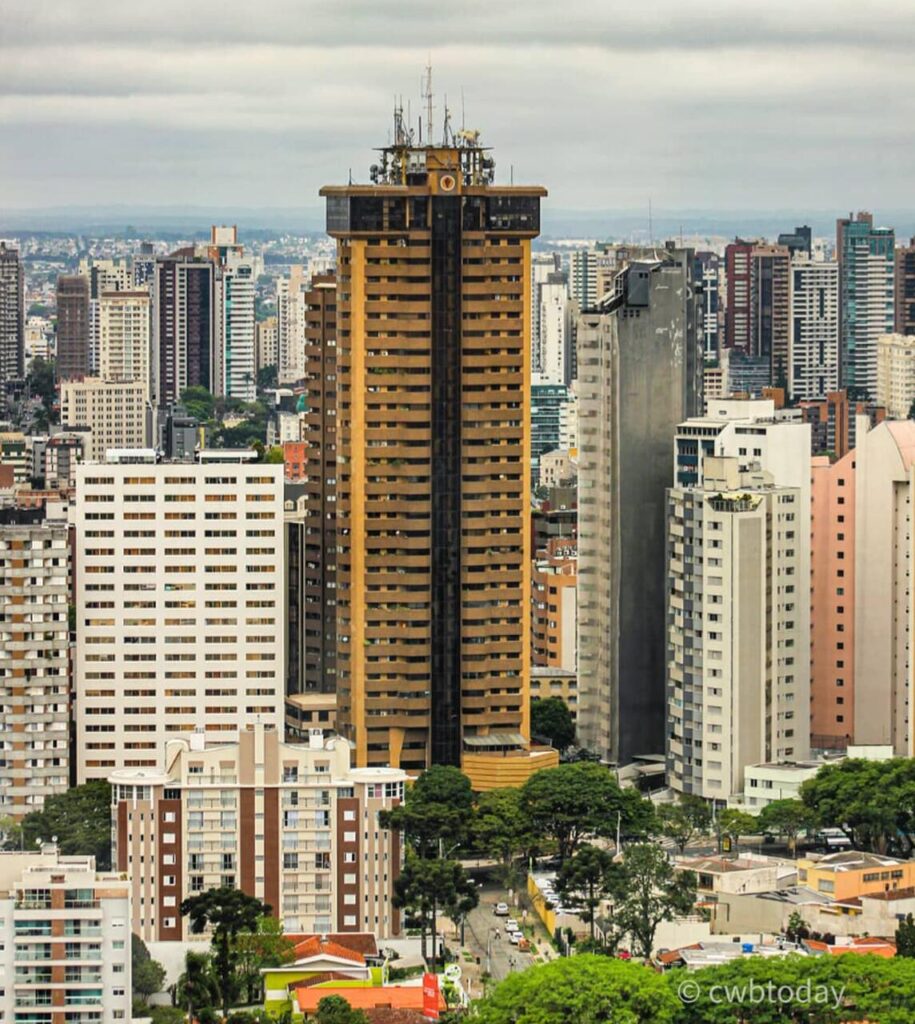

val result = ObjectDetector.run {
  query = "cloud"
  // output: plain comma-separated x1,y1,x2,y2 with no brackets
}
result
2,0,914,213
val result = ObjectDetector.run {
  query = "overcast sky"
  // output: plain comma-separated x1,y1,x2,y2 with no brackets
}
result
2,0,913,213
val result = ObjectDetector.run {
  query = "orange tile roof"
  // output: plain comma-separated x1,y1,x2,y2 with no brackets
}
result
284,932,378,958
295,986,446,1014
291,936,365,964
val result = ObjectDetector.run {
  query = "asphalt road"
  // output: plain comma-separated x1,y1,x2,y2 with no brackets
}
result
463,888,536,981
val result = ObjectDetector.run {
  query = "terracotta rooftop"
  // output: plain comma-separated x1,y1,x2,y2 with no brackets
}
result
295,985,446,1014
284,933,378,960
861,885,915,902
290,936,365,964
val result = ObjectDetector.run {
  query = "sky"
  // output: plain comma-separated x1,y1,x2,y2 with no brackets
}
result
2,0,914,215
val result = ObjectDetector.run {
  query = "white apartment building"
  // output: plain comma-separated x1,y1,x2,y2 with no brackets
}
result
0,510,70,819
854,418,915,755
98,290,151,397
110,723,405,942
0,845,132,1024
667,457,809,804
60,378,148,461
256,316,279,373
789,258,839,401
79,258,132,377
537,274,573,386
876,333,915,419
214,254,256,401
73,450,285,782
276,267,308,385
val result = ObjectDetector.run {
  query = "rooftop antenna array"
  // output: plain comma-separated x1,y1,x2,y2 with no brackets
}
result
422,59,434,146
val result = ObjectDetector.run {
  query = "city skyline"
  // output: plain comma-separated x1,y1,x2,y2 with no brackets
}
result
3,1,915,212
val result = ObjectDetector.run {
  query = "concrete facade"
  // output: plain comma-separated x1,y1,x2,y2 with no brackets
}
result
876,332,915,419
577,251,702,763
854,419,915,754
0,846,132,1024
73,451,285,781
60,378,148,461
109,723,404,942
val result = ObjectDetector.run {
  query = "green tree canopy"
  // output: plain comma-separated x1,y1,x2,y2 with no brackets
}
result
556,843,618,941
673,952,915,1024
380,764,475,859
181,386,216,423
257,365,278,392
715,808,758,851
607,843,697,959
758,799,816,853
3,781,112,868
800,757,915,854
473,955,679,1024
530,696,576,750
520,761,652,863
472,787,534,884
180,887,270,1016
393,851,478,968
314,995,368,1024
896,913,915,958
176,951,220,1020
131,933,166,1003
654,795,711,855
235,914,296,1004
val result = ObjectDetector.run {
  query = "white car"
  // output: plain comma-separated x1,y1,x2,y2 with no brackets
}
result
506,918,518,932
494,902,509,916
508,930,523,945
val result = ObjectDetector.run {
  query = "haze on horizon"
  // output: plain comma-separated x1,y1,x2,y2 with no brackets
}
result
2,0,913,214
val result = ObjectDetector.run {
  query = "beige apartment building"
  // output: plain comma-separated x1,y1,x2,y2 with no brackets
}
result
876,332,915,419
0,509,70,819
0,845,132,1024
854,418,915,755
73,450,285,781
60,378,148,460
109,723,405,942
98,290,151,396
667,457,808,803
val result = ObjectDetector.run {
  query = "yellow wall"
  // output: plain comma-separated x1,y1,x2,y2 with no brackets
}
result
798,858,915,901
461,748,559,792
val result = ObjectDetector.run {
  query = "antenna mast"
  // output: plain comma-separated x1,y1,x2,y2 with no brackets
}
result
423,59,434,145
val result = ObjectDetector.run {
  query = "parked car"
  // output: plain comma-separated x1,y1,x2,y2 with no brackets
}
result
494,902,509,916
506,918,518,932
508,930,522,945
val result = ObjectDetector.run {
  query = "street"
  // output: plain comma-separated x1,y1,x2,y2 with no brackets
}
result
462,886,537,982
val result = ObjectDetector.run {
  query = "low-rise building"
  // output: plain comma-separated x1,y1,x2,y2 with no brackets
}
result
796,851,915,901
110,722,406,943
530,667,578,724
284,692,337,742
0,845,132,1024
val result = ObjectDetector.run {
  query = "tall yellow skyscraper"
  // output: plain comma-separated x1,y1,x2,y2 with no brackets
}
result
321,117,554,785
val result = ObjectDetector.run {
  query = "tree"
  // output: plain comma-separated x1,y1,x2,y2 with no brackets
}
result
673,952,915,1024
758,798,815,854
473,955,679,1024
27,356,57,425
257,366,278,392
472,787,533,886
530,696,575,750
607,843,696,959
175,951,220,1020
314,996,368,1024
715,808,758,852
181,386,216,423
380,764,475,859
180,887,270,1017
264,446,284,464
785,910,809,942
3,782,112,867
800,757,915,854
235,915,295,1004
556,843,618,941
654,795,711,854
132,933,166,1004
897,913,915,958
392,852,478,968
520,761,650,863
